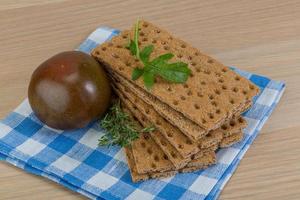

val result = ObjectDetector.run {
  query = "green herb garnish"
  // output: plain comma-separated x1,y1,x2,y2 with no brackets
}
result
127,20,191,90
98,101,155,147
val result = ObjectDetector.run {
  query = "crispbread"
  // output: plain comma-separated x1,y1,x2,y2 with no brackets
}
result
123,111,245,181
121,106,175,174
116,84,245,161
190,143,218,159
124,147,149,182
197,130,223,149
114,84,199,158
114,81,246,158
149,130,190,168
119,91,219,169
125,147,216,182
186,151,216,168
125,132,243,182
117,88,191,168
130,132,175,174
112,73,206,141
220,131,244,148
92,20,259,133
122,104,220,174
220,116,247,137
179,165,210,173
124,117,243,181
112,72,251,141
191,131,244,164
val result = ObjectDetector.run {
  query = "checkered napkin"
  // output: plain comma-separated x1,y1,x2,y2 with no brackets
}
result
0,27,286,200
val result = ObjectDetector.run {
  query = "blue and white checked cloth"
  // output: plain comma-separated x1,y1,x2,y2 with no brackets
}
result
0,27,285,200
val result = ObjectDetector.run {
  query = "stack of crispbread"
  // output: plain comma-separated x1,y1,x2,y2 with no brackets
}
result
92,20,260,182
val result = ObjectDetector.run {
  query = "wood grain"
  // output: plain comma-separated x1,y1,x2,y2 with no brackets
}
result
0,0,300,199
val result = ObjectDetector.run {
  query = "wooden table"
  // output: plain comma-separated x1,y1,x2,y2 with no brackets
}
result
0,0,299,199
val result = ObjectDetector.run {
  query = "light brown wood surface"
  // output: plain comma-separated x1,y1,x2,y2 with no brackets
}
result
0,0,299,199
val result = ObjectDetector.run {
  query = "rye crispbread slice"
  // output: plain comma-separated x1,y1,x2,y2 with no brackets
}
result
114,82,247,158
125,120,243,182
121,103,221,174
191,144,218,160
112,73,206,140
130,132,175,174
219,131,244,148
186,151,216,168
192,130,244,160
116,85,243,155
115,85,198,158
118,91,191,168
129,131,219,174
125,130,243,182
125,147,216,182
92,20,259,134
120,93,245,173
191,130,244,161
220,117,247,137
120,106,176,173
111,72,251,141
149,130,190,169
124,147,174,182
121,102,220,172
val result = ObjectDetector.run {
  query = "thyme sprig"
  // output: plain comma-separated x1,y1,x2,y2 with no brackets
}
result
98,101,155,147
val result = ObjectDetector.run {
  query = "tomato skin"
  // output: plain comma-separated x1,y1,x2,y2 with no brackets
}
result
28,51,111,130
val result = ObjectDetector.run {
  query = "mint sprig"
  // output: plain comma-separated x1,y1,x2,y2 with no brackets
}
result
127,20,191,90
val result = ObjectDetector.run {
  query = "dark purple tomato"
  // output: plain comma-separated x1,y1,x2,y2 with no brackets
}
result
28,51,111,130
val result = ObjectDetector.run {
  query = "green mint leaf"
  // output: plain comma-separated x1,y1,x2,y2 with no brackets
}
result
140,45,154,63
143,70,155,90
151,53,174,65
132,67,144,80
127,19,190,90
156,62,191,83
